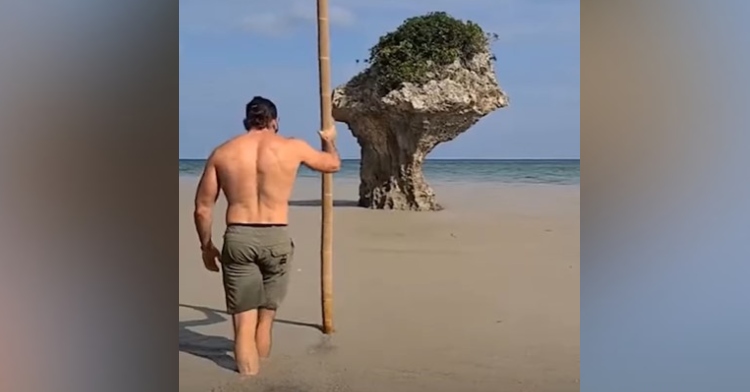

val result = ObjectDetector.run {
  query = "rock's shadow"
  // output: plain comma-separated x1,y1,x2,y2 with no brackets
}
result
289,199,361,208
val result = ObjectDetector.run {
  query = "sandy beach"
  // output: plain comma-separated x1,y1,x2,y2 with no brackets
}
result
179,178,580,392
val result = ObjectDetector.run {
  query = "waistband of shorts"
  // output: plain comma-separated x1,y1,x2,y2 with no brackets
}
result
226,223,287,228
224,224,289,240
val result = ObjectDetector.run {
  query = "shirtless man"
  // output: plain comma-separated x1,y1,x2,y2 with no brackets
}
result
193,96,340,376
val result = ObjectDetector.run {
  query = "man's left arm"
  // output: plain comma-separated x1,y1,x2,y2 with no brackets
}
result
194,154,220,250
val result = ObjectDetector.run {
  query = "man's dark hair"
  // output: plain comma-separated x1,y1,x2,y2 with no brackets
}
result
243,96,278,130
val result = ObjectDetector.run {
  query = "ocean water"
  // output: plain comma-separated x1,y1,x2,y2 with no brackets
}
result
179,159,579,185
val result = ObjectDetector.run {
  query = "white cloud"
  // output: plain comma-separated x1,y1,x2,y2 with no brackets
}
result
240,13,289,36
329,6,356,26
286,3,355,26
181,0,355,37
240,4,355,36
337,0,513,11
180,0,577,41
478,0,579,43
491,20,578,43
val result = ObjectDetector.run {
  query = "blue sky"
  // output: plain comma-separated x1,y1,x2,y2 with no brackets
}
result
179,0,580,159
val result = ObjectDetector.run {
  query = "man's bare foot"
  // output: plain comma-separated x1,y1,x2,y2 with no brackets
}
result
237,363,259,376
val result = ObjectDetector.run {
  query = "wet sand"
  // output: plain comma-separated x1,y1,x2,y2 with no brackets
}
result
179,178,580,392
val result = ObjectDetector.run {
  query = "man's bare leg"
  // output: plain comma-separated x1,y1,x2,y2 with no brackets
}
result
256,308,276,358
233,309,260,375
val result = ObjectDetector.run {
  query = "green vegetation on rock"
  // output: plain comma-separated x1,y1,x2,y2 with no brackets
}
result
363,12,498,95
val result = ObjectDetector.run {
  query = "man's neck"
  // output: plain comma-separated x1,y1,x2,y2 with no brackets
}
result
248,127,272,133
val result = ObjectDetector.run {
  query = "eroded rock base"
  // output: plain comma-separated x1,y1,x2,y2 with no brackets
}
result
358,178,442,211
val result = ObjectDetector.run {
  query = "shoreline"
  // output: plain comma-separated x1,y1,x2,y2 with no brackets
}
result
179,175,580,188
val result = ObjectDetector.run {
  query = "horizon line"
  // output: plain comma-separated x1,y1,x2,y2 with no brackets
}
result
179,157,581,161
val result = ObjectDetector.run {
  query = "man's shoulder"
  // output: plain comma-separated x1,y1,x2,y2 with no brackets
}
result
207,139,236,162
277,137,315,160
280,136,309,148
209,143,228,158
213,134,246,153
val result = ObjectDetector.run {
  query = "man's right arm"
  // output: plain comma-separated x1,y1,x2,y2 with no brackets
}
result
292,138,341,173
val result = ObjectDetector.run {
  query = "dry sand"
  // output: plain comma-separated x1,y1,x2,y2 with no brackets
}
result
179,178,580,392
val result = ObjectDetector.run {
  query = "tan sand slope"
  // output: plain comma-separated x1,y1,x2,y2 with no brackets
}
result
179,179,580,392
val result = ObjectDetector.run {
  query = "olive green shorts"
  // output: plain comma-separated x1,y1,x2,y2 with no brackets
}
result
220,224,294,314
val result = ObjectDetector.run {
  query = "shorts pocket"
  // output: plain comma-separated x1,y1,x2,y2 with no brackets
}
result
268,240,294,259
269,240,292,262
262,240,292,275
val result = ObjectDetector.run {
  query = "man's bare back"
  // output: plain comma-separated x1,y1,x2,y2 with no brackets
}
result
196,129,340,228
213,131,306,225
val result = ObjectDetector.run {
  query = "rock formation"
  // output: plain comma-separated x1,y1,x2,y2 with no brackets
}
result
332,12,509,211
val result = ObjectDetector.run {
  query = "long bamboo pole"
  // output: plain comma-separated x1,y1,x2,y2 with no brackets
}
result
316,0,335,334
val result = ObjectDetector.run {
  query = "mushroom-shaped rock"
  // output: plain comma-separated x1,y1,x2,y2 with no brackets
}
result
332,12,509,211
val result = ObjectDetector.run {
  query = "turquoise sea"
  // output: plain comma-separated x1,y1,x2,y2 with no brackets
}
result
179,159,579,185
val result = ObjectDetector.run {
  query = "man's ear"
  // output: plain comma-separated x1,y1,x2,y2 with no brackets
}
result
242,118,249,130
